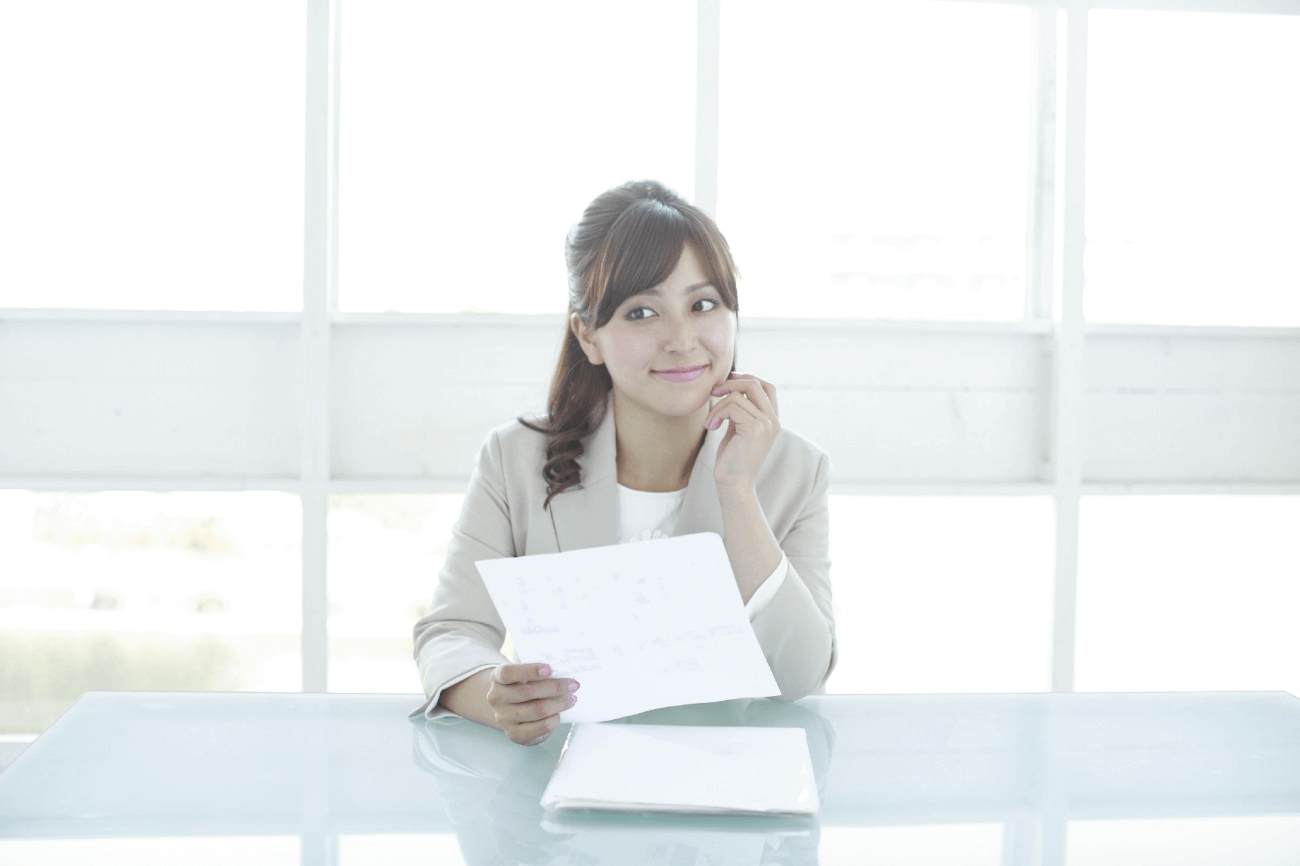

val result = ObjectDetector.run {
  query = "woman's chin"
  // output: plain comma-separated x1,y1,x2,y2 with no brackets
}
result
659,391,717,423
612,389,709,425
663,398,712,421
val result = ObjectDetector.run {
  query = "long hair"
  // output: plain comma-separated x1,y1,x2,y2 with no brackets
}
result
521,180,739,506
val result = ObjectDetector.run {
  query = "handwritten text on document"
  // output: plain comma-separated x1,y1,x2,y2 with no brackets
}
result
476,533,780,722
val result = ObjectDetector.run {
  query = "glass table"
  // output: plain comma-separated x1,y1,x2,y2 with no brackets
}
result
1,691,1298,864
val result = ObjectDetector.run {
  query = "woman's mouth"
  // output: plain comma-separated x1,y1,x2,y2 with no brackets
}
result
652,365,708,383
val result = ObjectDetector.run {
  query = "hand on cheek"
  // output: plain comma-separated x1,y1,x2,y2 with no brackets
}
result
704,372,780,496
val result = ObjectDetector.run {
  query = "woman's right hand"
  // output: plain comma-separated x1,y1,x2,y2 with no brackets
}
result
487,663,579,746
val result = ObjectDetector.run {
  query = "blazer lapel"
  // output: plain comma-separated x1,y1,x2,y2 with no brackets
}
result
548,401,728,548
676,425,726,538
548,403,620,551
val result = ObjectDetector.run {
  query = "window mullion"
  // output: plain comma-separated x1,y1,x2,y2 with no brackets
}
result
301,0,339,694
1049,0,1089,694
695,0,721,215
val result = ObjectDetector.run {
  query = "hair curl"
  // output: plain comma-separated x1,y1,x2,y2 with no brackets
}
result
520,180,739,506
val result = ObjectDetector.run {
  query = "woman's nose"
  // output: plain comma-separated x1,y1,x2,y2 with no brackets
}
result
661,312,697,352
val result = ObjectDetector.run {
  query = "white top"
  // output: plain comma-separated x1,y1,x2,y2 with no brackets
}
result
616,484,687,543
617,484,787,618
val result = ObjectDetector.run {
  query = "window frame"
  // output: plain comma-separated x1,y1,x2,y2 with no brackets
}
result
0,0,1298,701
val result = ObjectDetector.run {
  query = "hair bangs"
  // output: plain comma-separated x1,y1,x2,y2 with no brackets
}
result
683,214,739,315
592,200,691,327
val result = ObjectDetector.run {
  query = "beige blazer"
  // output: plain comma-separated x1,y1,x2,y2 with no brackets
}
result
412,404,837,718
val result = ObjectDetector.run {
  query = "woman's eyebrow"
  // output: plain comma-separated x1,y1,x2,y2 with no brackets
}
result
629,280,715,299
626,282,717,301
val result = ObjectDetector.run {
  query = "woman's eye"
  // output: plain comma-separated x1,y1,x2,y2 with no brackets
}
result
625,306,656,321
694,298,720,312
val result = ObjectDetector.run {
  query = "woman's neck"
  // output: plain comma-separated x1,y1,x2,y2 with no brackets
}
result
612,395,708,493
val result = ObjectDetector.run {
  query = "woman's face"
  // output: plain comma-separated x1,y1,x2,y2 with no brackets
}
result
572,243,736,425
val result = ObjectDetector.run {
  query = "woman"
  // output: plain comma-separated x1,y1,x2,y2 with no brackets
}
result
413,180,835,745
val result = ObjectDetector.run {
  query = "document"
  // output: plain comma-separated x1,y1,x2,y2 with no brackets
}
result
476,532,780,722
540,723,820,816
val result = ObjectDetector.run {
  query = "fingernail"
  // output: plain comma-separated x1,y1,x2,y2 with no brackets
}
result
711,386,728,397
569,680,580,692
568,694,578,707
729,371,742,378
539,665,551,678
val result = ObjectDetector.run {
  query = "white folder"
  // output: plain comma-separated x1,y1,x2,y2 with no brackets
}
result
540,723,820,816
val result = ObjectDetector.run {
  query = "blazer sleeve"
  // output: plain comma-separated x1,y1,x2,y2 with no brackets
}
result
410,429,517,719
750,450,837,700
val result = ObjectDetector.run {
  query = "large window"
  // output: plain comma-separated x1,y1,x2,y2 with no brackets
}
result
0,3,306,312
326,495,461,694
827,496,1054,695
0,492,301,734
719,0,1033,321
1085,11,1300,326
1076,496,1300,696
337,1,696,314
3,0,1298,742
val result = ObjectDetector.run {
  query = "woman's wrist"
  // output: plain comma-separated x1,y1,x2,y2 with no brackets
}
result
717,484,782,602
439,669,501,731
715,479,759,510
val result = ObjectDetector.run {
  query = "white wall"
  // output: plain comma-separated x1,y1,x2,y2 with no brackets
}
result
5,317,1295,489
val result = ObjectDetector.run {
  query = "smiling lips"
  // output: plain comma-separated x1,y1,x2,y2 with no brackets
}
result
652,364,708,383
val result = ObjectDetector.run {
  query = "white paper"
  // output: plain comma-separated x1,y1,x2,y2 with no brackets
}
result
541,723,820,816
475,532,780,722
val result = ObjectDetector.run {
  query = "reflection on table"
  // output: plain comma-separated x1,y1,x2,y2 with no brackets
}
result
0,691,1298,865
413,699,833,864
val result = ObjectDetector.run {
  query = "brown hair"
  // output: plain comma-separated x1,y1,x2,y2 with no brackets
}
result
521,180,739,506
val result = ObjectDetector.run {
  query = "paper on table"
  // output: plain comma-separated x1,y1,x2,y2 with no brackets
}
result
541,723,820,816
476,532,780,722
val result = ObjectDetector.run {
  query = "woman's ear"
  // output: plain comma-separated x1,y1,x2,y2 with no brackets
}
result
570,313,604,366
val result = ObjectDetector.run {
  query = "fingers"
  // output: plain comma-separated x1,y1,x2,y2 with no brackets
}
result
705,373,779,428
491,665,579,703
507,715,562,746
498,691,577,729
489,670,578,709
493,662,552,685
488,663,580,746
705,395,763,431
493,679,577,719
705,374,780,433
723,372,779,414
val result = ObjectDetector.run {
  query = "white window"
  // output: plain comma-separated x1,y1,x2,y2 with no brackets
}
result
0,3,306,312
1085,11,1300,326
719,0,1033,321
337,1,696,314
3,0,1298,739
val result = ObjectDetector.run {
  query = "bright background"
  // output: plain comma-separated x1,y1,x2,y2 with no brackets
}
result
2,0,1298,743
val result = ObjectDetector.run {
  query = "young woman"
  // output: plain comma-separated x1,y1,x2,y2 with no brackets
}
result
413,181,835,745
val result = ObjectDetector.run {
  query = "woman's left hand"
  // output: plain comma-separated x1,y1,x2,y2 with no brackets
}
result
705,372,781,496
